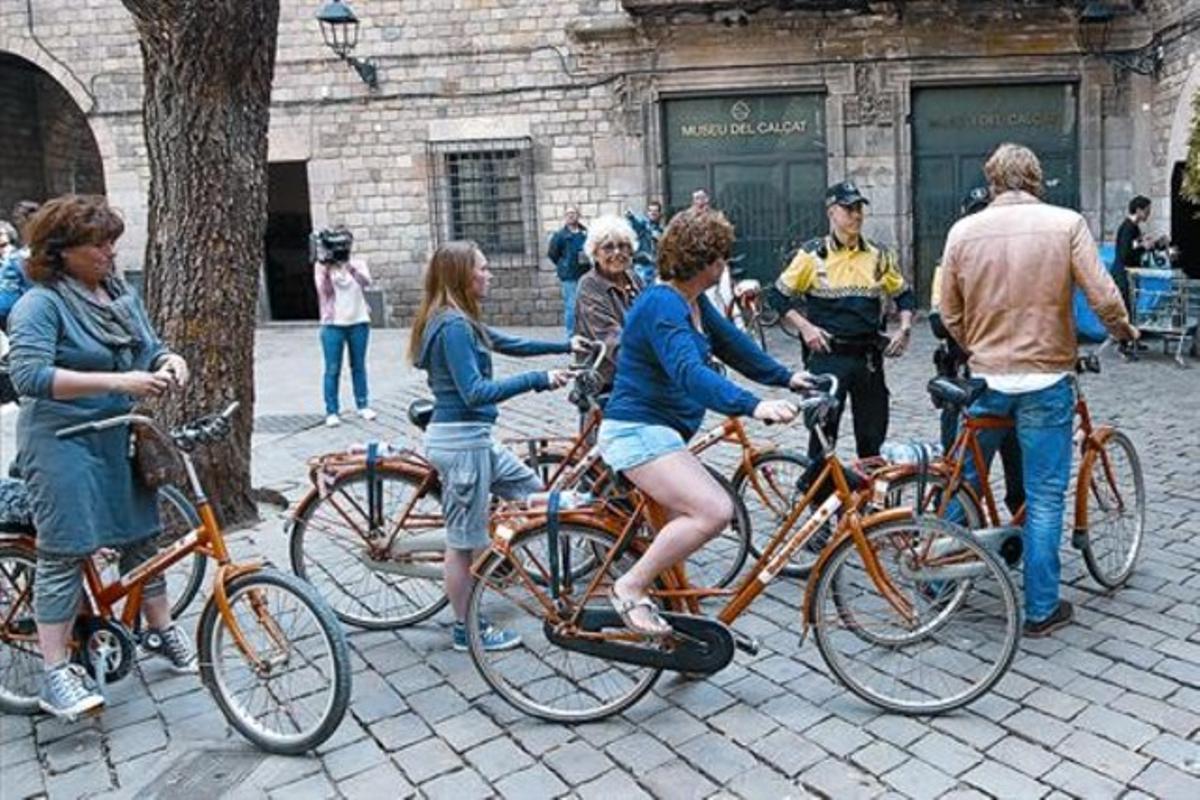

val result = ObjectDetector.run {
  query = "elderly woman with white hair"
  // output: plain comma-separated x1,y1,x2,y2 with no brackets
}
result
573,214,643,399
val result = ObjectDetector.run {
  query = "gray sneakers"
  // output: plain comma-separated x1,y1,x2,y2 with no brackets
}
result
39,663,104,720
140,626,198,673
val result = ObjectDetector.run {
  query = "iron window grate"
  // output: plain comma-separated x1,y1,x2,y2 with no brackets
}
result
427,138,537,265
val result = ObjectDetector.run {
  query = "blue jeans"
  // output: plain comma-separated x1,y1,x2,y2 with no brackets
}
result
320,323,370,415
561,279,579,334
956,377,1074,623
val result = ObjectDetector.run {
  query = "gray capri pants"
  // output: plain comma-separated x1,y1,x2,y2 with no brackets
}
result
424,422,543,551
35,537,166,624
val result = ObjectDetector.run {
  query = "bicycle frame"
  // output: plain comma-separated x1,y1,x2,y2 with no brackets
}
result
54,408,285,671
887,373,1124,539
484,447,921,645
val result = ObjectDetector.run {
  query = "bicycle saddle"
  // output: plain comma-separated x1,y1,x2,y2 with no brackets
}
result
407,399,435,431
927,376,988,409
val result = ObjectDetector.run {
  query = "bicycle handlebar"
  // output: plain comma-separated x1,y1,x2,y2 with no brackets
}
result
56,401,240,453
793,374,839,411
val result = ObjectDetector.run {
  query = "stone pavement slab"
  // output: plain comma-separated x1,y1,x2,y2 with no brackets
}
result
3,324,1200,798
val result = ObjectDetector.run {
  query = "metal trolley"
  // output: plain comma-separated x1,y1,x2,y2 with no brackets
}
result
1127,268,1200,366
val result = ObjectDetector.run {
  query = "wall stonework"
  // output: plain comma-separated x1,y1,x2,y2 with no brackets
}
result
0,0,1192,321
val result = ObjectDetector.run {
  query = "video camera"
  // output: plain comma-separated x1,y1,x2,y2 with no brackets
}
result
311,226,354,264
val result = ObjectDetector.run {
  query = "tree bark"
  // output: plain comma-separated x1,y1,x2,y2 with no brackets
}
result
121,0,280,526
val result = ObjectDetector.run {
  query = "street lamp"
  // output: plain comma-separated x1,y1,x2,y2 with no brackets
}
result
1077,1,1163,78
316,0,379,90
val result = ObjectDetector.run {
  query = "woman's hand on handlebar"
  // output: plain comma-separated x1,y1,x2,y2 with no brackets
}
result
113,370,172,399
787,371,814,391
753,398,798,424
546,369,574,390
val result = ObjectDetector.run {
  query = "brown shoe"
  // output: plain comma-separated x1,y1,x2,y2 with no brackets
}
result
1024,601,1073,638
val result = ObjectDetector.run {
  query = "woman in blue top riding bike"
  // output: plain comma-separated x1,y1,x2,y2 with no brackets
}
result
599,207,812,635
409,240,586,651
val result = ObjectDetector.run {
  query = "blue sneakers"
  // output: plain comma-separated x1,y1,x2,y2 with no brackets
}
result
452,618,522,652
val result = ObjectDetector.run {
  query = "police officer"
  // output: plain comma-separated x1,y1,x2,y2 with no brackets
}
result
768,180,915,472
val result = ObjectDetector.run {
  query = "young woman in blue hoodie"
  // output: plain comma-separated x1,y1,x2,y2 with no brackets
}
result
409,241,581,651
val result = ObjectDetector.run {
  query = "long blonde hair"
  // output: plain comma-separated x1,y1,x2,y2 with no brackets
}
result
407,241,486,364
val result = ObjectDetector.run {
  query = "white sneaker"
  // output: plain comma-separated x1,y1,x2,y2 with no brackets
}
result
325,414,341,428
358,408,378,421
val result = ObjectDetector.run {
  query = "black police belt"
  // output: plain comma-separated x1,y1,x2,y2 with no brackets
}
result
824,335,887,357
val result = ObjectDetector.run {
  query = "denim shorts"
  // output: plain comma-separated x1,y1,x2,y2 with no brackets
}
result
425,423,542,551
597,420,686,473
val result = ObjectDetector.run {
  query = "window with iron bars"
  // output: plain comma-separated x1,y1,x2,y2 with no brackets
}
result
427,138,537,264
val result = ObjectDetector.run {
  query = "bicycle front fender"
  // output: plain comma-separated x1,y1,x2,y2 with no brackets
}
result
798,506,915,636
201,561,266,672
1072,424,1117,544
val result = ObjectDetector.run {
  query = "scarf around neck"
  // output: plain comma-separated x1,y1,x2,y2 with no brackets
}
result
52,273,143,370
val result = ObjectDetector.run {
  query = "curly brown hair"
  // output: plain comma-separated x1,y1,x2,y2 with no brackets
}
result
24,195,125,284
657,207,735,282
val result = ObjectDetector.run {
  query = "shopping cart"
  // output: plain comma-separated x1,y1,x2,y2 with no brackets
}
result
1127,268,1200,367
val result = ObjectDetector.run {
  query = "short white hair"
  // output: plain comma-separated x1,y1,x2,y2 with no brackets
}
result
584,214,637,261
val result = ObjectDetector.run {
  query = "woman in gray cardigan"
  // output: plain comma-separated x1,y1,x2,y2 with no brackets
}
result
7,195,191,720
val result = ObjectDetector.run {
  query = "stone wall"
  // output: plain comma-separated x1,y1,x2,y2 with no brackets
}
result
1,0,1194,320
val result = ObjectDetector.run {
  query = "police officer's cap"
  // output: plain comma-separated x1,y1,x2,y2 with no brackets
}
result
961,186,990,215
825,181,869,208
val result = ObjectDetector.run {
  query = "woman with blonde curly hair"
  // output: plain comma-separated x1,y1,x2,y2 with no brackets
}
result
598,207,811,634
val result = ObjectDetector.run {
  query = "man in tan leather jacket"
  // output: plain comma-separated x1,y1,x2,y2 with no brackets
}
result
940,143,1138,637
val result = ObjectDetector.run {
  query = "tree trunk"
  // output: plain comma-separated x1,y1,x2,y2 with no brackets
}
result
121,0,280,527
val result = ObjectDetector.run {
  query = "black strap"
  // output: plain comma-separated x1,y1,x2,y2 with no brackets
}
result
546,490,561,599
366,441,382,530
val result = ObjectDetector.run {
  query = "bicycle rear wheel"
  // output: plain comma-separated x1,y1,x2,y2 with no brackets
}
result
1079,430,1145,589
812,516,1019,715
466,522,661,723
198,569,351,754
289,467,448,629
882,472,985,530
0,542,41,714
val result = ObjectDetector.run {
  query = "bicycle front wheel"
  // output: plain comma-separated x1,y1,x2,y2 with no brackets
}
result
812,516,1019,715
467,522,661,723
1079,430,1145,589
289,467,448,629
0,542,41,714
198,569,351,754
156,485,206,619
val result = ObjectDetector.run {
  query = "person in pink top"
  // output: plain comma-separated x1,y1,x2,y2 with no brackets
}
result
313,226,377,427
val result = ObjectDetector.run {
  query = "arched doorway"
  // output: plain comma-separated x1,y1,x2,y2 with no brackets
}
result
0,53,105,224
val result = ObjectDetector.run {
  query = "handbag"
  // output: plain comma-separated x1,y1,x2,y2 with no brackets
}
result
0,354,18,406
129,413,183,490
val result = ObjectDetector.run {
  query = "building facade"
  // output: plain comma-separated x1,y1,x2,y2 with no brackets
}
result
0,0,1196,324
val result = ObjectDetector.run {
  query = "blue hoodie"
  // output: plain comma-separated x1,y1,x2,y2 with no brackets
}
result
415,309,571,424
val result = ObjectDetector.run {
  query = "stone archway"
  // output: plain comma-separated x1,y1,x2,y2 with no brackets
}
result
0,51,107,221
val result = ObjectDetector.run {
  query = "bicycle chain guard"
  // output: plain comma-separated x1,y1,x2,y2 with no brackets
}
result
74,616,137,686
543,610,735,674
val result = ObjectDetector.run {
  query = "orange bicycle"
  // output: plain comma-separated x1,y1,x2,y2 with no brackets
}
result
0,404,351,754
464,377,1020,721
286,343,775,628
876,351,1145,589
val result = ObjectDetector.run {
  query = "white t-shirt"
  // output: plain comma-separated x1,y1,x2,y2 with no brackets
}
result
330,261,371,326
974,372,1068,395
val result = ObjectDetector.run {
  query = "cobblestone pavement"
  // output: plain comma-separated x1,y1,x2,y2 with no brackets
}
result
2,324,1199,799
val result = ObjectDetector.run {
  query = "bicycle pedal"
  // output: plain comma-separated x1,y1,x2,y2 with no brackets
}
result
732,632,759,656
